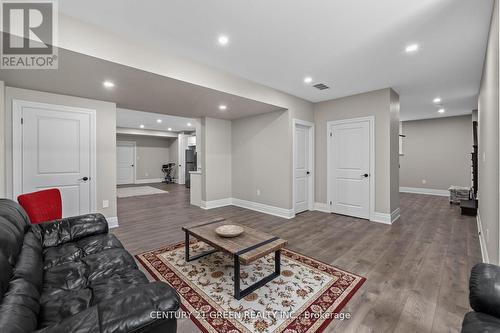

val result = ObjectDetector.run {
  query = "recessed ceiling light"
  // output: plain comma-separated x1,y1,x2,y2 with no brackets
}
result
168,127,172,131
304,76,313,84
405,44,420,53
187,123,192,127
140,124,145,128
438,108,445,114
103,80,115,88
433,97,442,104
156,119,162,123
219,105,227,110
217,35,229,46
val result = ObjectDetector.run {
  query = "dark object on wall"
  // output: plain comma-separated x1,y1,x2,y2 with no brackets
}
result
460,120,478,216
185,147,197,188
461,263,500,332
0,199,180,333
162,163,176,183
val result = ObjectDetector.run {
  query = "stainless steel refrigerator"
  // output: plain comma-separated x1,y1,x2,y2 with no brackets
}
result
185,148,197,188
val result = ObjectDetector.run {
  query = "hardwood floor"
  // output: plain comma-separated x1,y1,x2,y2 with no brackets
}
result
112,183,481,333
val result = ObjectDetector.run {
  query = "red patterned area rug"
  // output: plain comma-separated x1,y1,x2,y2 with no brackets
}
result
136,241,365,333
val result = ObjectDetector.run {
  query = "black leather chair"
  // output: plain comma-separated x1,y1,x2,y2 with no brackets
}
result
462,263,500,332
0,199,180,333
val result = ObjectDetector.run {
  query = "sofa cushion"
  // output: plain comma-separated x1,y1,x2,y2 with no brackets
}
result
0,230,43,333
39,236,149,328
43,233,124,270
462,311,500,333
0,199,33,304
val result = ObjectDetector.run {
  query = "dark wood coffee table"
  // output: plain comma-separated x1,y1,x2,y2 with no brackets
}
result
182,218,287,300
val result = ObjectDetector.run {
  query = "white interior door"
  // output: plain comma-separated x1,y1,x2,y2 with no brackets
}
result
116,142,135,185
329,120,371,219
14,101,95,217
294,124,312,213
177,134,188,185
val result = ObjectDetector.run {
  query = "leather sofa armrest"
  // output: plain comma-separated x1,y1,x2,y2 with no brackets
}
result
35,282,180,333
33,213,109,248
469,263,500,318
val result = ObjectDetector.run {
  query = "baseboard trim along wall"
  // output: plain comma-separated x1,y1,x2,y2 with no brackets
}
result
313,202,400,225
201,199,401,223
201,198,233,210
314,202,330,213
476,211,489,263
135,178,164,184
107,216,119,229
232,198,295,219
400,187,449,197
370,208,400,225
200,198,295,219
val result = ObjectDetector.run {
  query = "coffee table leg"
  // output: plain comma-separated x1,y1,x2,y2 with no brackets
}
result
233,250,281,300
234,255,241,299
184,230,218,262
185,231,190,262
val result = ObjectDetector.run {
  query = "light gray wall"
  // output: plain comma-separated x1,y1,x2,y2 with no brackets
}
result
202,117,232,201
390,89,400,212
400,115,472,190
116,134,174,180
478,0,499,264
4,87,117,218
314,88,399,215
232,110,291,208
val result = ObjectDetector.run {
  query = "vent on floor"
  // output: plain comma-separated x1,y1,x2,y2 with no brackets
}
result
313,83,330,90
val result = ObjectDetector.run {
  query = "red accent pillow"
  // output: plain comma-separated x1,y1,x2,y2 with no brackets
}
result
17,189,62,224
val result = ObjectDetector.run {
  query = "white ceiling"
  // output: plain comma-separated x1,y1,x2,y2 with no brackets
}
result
117,108,195,132
0,49,284,120
59,0,494,120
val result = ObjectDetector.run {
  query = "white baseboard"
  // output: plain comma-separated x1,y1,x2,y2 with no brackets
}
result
107,216,119,229
314,202,330,213
201,198,233,210
370,211,392,224
391,208,401,223
313,202,400,225
200,198,295,219
232,198,295,219
476,210,489,263
135,178,163,184
399,187,449,197
370,208,400,225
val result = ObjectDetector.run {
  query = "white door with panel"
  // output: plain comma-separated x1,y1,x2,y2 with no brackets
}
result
329,120,371,219
294,124,312,213
14,101,95,217
116,142,135,185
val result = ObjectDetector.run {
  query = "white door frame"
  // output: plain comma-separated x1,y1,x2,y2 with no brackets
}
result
327,116,375,220
292,119,315,213
177,133,189,185
116,141,136,185
12,99,97,213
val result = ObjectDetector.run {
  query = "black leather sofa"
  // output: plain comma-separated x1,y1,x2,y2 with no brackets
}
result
462,263,500,332
0,199,180,333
